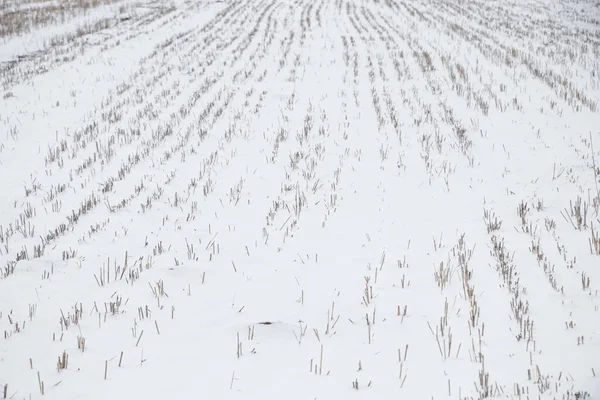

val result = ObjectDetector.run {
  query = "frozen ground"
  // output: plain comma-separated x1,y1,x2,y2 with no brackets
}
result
0,0,599,398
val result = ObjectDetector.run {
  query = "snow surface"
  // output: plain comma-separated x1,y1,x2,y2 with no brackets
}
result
1,0,599,398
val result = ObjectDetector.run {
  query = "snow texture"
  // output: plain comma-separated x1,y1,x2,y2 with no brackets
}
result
1,0,599,398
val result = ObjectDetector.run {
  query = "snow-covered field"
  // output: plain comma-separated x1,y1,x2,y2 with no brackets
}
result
1,0,599,398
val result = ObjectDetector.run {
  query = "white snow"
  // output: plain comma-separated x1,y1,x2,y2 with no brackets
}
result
0,0,599,398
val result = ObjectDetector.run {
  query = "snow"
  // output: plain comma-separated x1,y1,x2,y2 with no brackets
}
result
0,0,599,398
